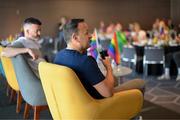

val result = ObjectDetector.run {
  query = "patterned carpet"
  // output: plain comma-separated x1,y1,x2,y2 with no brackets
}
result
144,77,180,114
125,73,180,115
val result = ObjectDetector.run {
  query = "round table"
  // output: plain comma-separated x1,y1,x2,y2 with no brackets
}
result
113,65,132,77
98,63,132,76
98,63,132,85
113,66,132,85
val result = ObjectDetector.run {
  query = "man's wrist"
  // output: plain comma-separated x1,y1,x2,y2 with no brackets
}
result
106,66,113,72
25,48,30,53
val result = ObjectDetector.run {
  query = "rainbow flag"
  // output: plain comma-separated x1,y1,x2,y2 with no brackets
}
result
108,32,121,65
88,30,98,60
116,31,127,52
107,31,127,64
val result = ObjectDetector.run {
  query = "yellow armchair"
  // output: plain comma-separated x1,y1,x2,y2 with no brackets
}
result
0,46,22,113
39,62,143,120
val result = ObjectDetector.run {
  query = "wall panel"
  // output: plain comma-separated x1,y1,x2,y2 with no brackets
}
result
0,0,171,38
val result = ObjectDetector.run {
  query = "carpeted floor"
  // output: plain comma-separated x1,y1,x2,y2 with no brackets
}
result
140,100,180,119
125,74,180,114
1,73,180,119
144,78,180,114
123,73,180,119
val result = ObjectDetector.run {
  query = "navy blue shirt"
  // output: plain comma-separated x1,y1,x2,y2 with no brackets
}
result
54,49,105,99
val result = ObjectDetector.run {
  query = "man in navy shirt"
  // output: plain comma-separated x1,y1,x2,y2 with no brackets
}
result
54,19,145,99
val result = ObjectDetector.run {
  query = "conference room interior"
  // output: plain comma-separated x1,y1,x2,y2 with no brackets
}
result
0,0,180,119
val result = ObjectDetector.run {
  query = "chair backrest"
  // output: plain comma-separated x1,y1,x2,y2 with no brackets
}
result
144,46,164,64
11,54,47,106
39,62,96,119
122,46,136,63
1,55,19,91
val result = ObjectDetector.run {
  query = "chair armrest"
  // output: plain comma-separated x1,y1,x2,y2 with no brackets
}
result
96,89,143,119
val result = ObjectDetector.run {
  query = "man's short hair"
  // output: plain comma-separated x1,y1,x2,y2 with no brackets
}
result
23,17,42,26
63,19,84,43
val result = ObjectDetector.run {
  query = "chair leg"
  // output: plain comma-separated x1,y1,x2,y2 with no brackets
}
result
34,106,48,120
128,62,131,68
6,84,11,97
16,91,22,113
24,103,30,119
132,62,136,76
146,64,148,76
34,106,40,120
9,89,16,103
143,64,147,78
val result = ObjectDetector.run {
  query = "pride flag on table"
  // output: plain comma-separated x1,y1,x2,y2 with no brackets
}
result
88,29,99,60
108,31,127,65
116,31,127,52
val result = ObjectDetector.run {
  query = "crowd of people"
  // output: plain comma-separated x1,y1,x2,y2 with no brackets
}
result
94,19,180,81
96,18,180,46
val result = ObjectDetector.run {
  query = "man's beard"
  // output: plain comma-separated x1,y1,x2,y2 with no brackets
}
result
34,36,40,41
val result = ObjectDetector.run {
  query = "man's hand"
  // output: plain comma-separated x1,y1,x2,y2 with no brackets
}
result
100,57,112,72
26,48,39,60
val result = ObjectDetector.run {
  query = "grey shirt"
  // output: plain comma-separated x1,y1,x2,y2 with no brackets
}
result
9,37,45,78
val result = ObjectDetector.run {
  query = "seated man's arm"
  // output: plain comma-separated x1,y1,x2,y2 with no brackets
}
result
94,57,115,98
1,47,38,60
94,81,113,98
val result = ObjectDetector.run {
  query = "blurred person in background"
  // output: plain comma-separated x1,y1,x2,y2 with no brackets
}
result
98,20,106,41
54,16,68,53
106,23,115,40
158,50,180,81
131,22,147,45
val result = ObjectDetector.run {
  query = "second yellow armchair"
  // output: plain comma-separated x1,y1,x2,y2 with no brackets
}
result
39,62,143,119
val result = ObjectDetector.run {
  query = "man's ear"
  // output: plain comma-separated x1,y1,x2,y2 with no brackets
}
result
72,33,78,40
25,29,29,34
